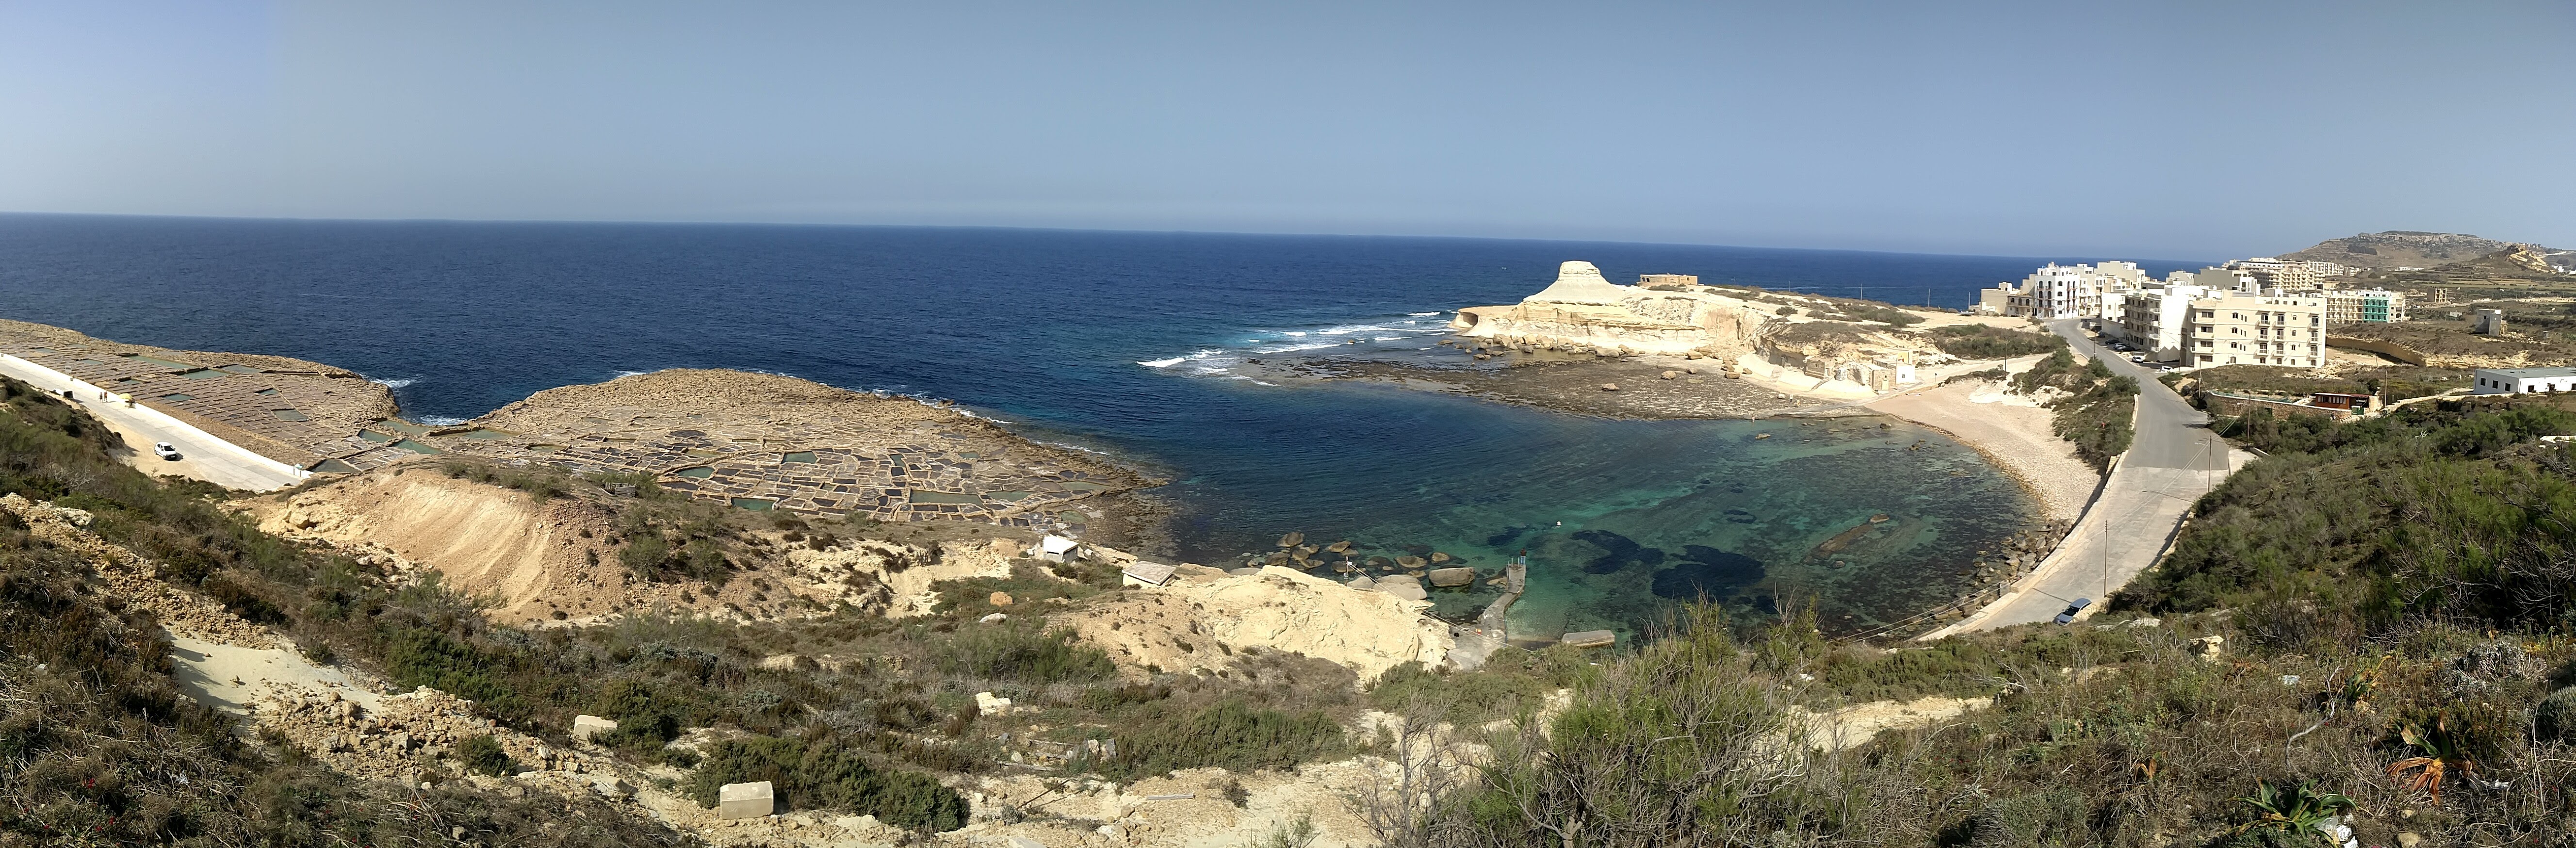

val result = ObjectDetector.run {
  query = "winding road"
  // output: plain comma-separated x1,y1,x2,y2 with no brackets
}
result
0,354,305,492
1920,320,2246,637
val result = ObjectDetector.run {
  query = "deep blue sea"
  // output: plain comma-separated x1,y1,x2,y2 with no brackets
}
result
0,214,2203,637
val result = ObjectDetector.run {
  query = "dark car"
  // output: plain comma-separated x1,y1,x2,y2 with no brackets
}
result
2053,597,2094,624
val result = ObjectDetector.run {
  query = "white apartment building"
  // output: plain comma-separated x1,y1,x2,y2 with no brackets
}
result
2114,283,2213,363
2012,261,2150,319
2181,292,2326,369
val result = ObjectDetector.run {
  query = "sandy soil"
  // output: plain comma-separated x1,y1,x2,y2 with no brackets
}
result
1866,381,2099,522
1793,695,1992,752
237,466,1043,624
1053,564,1455,683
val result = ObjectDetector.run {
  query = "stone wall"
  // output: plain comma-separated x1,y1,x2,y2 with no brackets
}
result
2198,391,2353,421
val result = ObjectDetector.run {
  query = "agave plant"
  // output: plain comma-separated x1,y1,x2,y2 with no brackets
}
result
2234,780,2358,845
2386,714,2479,802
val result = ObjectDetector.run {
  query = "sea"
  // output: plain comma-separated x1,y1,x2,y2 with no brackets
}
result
0,214,2205,639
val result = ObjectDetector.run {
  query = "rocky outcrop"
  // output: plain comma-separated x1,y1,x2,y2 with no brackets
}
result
1450,261,1777,358
1052,564,1453,682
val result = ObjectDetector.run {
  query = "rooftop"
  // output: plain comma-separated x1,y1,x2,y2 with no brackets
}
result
2476,366,2576,378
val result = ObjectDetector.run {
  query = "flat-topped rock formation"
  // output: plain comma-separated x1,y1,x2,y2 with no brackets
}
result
1443,261,1952,393
422,369,1147,531
1449,261,1777,358
0,319,399,469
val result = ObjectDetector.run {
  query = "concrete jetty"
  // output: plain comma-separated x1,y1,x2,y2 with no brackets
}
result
1447,561,1526,670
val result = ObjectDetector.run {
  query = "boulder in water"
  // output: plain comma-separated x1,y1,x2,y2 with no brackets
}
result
1396,555,1426,568
1428,567,1477,587
1428,552,1451,564
1278,532,1304,548
1375,574,1428,601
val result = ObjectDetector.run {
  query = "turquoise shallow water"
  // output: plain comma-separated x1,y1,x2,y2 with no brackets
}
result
0,216,2156,638
1152,380,2029,639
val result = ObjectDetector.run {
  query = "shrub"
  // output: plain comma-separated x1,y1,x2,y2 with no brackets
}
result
2538,686,2576,746
457,734,514,777
1928,324,2064,359
930,625,1116,683
1963,789,2092,848
685,731,967,831
1109,699,1347,778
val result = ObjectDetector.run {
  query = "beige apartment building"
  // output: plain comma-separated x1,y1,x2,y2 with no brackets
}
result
2226,258,2319,292
2318,288,2407,325
2182,293,2326,369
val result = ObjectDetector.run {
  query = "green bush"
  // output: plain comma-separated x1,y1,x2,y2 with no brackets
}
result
1108,699,1347,778
685,731,967,831
1928,324,2064,359
456,734,515,777
930,624,1116,683
2538,686,2576,746
1965,789,2092,848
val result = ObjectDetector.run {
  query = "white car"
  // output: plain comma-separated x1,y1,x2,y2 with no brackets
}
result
153,442,181,461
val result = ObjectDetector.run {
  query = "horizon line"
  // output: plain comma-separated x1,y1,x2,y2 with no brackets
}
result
0,208,2222,267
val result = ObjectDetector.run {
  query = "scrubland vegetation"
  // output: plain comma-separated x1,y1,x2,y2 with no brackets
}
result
14,363,2576,846
1926,323,2066,359
1324,394,2576,847
2013,346,2138,470
0,376,1407,840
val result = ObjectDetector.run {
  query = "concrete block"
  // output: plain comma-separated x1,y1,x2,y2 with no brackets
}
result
1562,630,1617,649
571,715,618,743
717,781,774,819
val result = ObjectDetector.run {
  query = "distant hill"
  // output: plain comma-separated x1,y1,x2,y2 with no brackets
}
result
2429,243,2574,278
2280,230,2563,270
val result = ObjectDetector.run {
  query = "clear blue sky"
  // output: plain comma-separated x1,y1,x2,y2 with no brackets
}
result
2,1,2569,258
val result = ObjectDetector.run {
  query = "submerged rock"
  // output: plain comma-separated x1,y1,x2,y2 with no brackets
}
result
1650,547,1766,600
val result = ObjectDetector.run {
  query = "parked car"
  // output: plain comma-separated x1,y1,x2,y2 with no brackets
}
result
153,442,181,461
2053,597,2094,625
2129,354,2147,363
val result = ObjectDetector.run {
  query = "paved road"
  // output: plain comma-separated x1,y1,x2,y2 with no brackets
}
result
0,355,305,492
1922,321,2240,637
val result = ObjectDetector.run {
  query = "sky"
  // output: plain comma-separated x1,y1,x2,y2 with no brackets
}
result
1,1,2570,258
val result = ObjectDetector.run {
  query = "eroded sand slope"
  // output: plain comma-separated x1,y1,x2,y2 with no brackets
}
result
1055,564,1455,683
